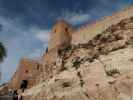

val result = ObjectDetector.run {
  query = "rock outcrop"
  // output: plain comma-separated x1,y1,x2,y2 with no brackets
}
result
0,83,9,96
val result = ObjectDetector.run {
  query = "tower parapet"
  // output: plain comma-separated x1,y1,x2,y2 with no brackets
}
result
48,19,74,51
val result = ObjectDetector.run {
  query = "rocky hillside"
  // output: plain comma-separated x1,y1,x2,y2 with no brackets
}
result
22,14,133,100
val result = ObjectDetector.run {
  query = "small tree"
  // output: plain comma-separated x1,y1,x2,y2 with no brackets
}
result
0,42,6,82
0,42,6,62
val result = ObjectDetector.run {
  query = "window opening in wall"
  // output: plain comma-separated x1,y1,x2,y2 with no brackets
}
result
25,70,29,73
37,64,40,70
65,28,68,33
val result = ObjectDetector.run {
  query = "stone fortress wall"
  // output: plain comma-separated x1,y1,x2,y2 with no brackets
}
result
72,6,133,45
42,19,75,65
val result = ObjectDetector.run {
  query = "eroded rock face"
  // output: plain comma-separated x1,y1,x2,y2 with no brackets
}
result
0,83,9,96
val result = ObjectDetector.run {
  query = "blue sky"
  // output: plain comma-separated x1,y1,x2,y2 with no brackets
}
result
0,0,133,84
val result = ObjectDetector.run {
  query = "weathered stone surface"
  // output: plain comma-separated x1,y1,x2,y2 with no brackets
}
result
9,58,43,90
99,47,133,75
48,19,75,51
0,83,9,96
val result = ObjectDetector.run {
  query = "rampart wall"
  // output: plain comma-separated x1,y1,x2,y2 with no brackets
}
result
72,6,133,45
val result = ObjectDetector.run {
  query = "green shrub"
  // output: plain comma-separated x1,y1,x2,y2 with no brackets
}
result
73,59,81,69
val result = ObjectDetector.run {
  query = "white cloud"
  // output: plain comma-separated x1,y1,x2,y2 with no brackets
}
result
59,11,91,25
27,29,50,59
36,30,50,43
28,49,42,59
65,13,91,25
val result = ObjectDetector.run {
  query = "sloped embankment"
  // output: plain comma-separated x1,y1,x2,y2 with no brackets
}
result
25,17,133,100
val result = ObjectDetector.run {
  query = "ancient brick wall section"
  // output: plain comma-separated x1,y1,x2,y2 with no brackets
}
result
42,47,58,65
9,58,43,90
72,6,133,45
